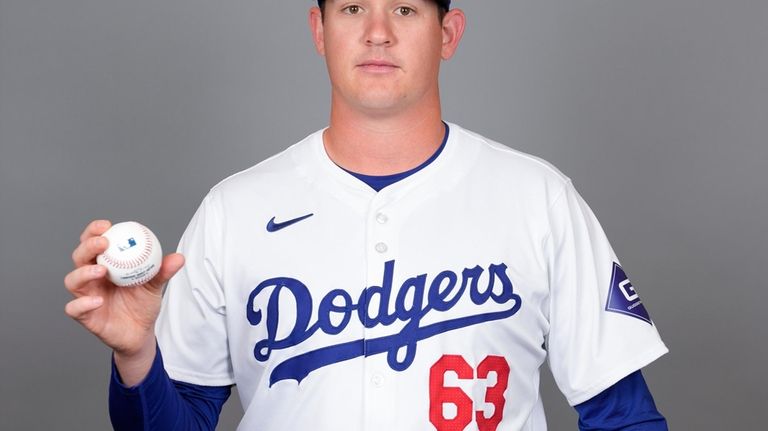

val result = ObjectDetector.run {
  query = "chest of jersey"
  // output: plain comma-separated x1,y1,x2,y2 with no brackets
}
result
157,126,666,431
218,166,553,431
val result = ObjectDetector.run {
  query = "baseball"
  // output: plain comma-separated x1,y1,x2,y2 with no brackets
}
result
96,221,163,287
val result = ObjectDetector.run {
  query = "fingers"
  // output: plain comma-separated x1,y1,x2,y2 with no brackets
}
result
71,235,109,267
79,219,111,243
66,252,184,297
146,253,185,291
64,264,107,294
64,296,104,321
72,220,111,266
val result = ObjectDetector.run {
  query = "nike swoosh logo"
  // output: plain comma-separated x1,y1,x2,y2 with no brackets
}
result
266,213,314,232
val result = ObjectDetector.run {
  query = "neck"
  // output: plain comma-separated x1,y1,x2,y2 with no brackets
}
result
323,91,445,176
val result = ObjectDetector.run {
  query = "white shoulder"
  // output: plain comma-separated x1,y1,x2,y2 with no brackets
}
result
206,129,322,197
455,125,569,181
450,123,573,201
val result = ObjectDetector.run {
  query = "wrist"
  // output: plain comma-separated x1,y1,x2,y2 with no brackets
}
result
113,335,157,387
114,330,156,357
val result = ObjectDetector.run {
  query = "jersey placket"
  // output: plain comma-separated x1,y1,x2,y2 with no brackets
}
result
361,191,399,431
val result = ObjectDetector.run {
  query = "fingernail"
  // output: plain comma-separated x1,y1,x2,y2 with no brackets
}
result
91,265,104,275
92,297,103,306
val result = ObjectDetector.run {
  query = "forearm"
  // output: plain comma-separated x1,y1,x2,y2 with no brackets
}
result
113,334,157,387
109,345,231,431
575,370,668,431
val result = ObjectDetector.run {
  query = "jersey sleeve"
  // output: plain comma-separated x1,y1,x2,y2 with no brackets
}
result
574,370,668,430
544,180,668,406
155,190,236,386
109,344,231,431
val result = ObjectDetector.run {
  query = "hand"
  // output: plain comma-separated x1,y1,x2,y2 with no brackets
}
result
64,220,185,357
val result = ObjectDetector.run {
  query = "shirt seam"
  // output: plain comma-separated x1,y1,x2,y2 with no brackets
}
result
541,179,573,339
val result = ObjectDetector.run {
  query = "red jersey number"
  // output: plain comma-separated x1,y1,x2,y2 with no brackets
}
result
429,355,510,431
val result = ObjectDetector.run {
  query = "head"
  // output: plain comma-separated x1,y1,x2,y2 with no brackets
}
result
309,0,465,117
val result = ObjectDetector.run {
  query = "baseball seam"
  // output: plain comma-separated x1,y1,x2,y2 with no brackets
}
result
100,224,154,270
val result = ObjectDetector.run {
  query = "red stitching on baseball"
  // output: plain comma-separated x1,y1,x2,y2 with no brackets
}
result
101,223,157,271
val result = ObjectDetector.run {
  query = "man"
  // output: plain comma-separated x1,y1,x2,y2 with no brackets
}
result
65,1,669,429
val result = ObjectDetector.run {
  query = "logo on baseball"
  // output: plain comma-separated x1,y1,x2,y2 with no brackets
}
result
97,221,163,287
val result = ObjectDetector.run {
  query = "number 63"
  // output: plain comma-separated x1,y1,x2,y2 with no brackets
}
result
429,355,510,431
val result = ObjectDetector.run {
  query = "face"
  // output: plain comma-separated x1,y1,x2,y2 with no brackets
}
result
310,1,464,116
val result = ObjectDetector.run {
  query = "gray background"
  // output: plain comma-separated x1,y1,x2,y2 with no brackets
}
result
1,0,766,429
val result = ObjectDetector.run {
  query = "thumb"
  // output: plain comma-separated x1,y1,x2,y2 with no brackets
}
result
146,253,185,293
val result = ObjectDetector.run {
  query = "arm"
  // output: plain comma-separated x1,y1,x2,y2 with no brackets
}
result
544,181,668,407
574,370,668,431
64,220,185,386
109,344,231,431
64,220,194,425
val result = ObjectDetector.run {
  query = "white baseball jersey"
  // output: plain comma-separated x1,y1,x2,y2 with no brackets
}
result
156,123,668,431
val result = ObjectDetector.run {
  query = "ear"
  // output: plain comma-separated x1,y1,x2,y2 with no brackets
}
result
309,7,326,56
440,9,466,61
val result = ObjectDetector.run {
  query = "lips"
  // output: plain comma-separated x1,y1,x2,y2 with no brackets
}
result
357,60,399,73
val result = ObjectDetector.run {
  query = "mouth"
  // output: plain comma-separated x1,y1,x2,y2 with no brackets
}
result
357,60,399,74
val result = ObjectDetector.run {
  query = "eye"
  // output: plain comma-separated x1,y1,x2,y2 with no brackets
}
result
396,6,415,16
342,5,362,15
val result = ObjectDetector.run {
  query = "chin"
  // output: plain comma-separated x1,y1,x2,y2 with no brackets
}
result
356,99,409,115
350,91,409,113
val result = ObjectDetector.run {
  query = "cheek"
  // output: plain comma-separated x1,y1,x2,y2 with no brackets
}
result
405,28,443,70
323,42,351,82
323,29,358,67
413,40,443,79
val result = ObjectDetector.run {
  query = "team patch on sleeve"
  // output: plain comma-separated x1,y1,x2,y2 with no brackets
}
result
605,262,652,324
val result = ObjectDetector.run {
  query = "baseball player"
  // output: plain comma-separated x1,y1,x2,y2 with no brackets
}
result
65,1,669,430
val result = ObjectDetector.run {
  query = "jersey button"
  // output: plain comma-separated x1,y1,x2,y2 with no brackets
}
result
371,374,385,387
376,213,389,224
375,242,388,253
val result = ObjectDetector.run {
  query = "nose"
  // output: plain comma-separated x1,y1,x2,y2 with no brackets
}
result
364,12,395,47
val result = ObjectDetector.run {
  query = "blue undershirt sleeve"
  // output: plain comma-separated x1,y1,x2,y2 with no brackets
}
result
574,370,668,431
109,344,232,431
